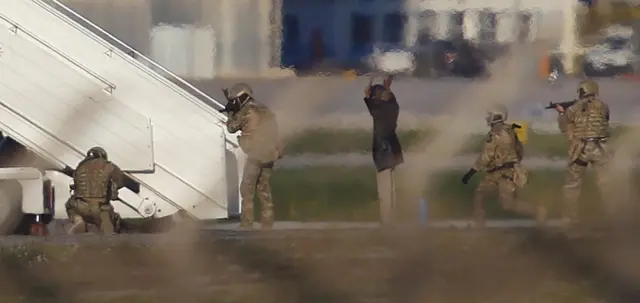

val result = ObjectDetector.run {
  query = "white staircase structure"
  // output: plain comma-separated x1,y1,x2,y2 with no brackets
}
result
0,0,244,221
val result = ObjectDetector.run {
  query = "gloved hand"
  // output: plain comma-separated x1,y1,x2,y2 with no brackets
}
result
461,168,477,185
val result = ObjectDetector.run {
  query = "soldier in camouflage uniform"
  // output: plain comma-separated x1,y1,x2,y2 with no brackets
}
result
556,80,611,227
66,147,125,235
461,105,545,227
225,83,283,229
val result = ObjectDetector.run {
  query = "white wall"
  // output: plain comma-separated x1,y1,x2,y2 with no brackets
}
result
149,25,216,79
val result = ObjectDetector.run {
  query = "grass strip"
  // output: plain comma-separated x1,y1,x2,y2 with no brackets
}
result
263,166,639,222
283,127,630,157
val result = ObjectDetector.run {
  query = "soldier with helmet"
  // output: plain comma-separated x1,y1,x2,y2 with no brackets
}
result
224,83,283,229
461,105,545,227
555,79,611,228
66,146,125,235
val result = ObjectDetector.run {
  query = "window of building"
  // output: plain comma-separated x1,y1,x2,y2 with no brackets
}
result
351,13,373,50
450,11,464,39
383,13,407,45
518,12,532,42
478,10,497,42
151,0,201,25
417,10,437,44
283,14,300,45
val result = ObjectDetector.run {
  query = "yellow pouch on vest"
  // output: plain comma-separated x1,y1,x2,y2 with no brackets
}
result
510,121,528,144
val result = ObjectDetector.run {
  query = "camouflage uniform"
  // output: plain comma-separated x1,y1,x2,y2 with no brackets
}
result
225,83,283,229
66,147,125,235
557,80,611,223
462,105,541,227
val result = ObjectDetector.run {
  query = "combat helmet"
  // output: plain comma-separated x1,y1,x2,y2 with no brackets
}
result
86,146,108,160
227,83,254,105
486,104,508,126
578,79,599,98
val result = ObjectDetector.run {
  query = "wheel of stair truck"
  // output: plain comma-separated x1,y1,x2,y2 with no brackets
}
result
0,180,24,235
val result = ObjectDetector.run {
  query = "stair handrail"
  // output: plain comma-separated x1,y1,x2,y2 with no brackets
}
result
31,0,239,147
0,98,189,212
32,0,227,113
0,13,116,93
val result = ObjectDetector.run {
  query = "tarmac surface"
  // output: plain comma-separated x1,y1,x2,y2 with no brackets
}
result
0,219,567,247
0,222,639,302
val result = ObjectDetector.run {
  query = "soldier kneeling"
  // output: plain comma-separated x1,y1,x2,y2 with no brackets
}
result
66,147,126,235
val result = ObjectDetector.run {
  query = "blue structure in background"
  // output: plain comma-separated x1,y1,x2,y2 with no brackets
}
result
280,0,407,71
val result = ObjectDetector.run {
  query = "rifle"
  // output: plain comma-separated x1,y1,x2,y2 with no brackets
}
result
218,88,239,114
545,100,577,110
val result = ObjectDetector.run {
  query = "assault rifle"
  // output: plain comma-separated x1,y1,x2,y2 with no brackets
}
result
545,100,577,110
218,88,240,114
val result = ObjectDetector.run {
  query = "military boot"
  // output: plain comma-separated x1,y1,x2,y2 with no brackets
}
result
112,213,130,234
260,209,274,230
238,205,255,229
260,220,274,230
239,215,254,230
239,222,254,229
67,215,88,235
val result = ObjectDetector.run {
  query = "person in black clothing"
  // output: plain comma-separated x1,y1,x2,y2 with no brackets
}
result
363,75,404,224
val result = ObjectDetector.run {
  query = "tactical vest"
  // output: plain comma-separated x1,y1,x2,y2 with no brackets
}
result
506,125,524,161
492,124,520,166
73,158,113,199
571,97,609,139
237,101,281,162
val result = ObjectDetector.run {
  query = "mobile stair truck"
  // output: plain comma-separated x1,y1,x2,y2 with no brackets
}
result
0,0,244,235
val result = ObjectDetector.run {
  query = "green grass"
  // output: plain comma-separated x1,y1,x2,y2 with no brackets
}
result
283,127,630,157
253,166,640,222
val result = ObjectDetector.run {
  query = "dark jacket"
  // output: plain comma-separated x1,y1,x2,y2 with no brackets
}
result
364,86,404,172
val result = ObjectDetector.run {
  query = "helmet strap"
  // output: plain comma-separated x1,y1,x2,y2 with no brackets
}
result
236,94,251,106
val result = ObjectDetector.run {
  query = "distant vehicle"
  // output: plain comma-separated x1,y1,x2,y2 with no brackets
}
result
366,38,507,78
549,25,640,77
583,31,638,77
413,39,491,78
375,38,503,78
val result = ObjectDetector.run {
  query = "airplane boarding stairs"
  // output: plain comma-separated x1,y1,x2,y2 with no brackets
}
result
0,0,244,231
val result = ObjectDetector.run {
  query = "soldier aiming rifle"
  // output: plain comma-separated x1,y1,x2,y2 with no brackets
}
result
545,100,577,110
219,88,241,114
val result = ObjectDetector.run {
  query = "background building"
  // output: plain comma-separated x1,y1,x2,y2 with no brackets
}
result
281,0,572,70
58,0,637,77
61,0,283,78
